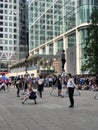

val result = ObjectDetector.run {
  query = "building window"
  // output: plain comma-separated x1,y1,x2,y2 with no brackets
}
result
14,35,17,39
9,16,12,20
9,46,12,51
14,17,17,21
9,28,12,32
14,0,16,3
5,22,8,26
14,23,16,27
14,47,17,51
9,5,12,9
5,40,8,44
0,15,3,19
0,34,3,38
14,5,16,9
9,22,12,26
0,27,3,31
9,34,12,38
0,22,3,25
0,4,3,8
14,29,17,33
14,40,16,44
5,4,8,8
0,46,3,50
9,40,12,44
5,10,7,14
5,28,8,32
5,16,8,20
5,46,8,51
0,10,3,13
9,0,12,2
5,34,8,38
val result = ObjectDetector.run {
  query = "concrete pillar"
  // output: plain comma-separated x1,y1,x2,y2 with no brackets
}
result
63,36,67,72
39,48,42,55
53,41,57,55
46,44,49,54
76,29,80,74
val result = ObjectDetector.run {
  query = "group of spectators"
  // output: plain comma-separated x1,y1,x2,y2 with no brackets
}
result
74,75,98,91
13,74,98,98
1,73,98,106
1,73,98,94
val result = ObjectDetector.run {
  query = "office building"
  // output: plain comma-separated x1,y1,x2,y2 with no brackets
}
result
0,0,28,73
29,0,98,74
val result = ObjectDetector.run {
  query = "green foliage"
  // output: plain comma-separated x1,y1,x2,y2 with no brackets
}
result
81,7,98,74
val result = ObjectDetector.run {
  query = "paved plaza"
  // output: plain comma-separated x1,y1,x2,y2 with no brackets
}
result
0,87,98,130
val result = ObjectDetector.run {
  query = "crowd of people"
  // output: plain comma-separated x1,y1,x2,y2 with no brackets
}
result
0,73,98,107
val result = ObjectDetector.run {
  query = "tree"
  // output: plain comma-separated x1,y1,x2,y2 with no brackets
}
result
81,7,98,74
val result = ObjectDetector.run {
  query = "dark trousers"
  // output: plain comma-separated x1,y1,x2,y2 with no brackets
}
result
68,87,74,106
16,84,20,96
61,59,66,71
38,84,43,98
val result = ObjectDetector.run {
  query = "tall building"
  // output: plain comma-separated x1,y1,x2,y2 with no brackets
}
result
0,0,28,74
29,0,98,75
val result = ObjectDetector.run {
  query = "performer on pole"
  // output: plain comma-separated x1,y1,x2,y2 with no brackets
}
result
61,50,66,71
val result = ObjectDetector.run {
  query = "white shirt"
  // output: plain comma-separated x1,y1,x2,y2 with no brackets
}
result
67,79,74,88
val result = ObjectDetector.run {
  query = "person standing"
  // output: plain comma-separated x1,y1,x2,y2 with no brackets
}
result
16,77,21,97
37,75,44,98
61,50,66,71
67,73,77,108
57,75,62,97
50,75,57,95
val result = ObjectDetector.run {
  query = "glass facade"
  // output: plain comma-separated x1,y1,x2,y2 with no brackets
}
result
29,0,98,74
68,32,76,47
57,40,63,52
29,0,63,51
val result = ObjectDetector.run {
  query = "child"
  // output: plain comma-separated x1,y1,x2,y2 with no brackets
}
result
21,87,37,104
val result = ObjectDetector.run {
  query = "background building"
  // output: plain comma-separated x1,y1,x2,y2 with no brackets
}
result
29,0,98,75
0,0,28,74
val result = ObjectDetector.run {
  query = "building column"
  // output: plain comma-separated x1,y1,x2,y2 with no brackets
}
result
46,44,49,55
63,35,67,72
75,0,80,74
76,29,80,74
53,41,57,55
39,48,42,54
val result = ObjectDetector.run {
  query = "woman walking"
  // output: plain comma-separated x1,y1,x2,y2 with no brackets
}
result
67,73,77,108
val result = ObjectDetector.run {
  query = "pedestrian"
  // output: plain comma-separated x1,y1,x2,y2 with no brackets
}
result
61,50,66,71
16,77,21,97
57,75,62,97
67,73,77,108
37,75,44,98
50,75,57,95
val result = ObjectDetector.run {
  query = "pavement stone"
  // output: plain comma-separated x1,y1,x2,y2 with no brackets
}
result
0,87,98,130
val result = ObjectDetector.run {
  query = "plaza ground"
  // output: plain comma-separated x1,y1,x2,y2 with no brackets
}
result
0,87,98,130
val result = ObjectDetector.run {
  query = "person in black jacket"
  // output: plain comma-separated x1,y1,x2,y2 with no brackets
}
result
61,50,66,71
